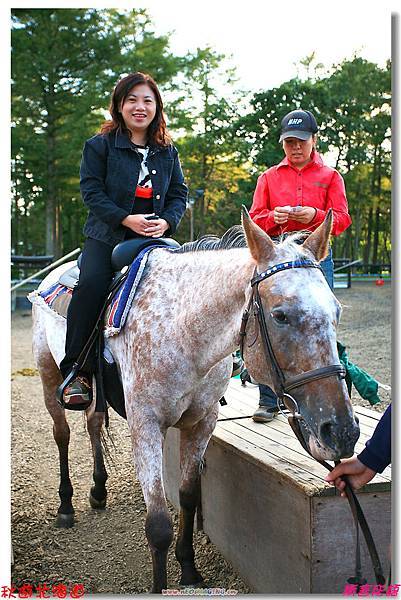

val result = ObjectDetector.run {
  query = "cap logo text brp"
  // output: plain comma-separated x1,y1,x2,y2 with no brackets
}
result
288,118,303,125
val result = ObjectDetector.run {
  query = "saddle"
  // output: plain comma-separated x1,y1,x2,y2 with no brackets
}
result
55,237,180,418
57,237,180,299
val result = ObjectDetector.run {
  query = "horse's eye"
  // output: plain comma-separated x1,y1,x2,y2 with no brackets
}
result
271,309,288,324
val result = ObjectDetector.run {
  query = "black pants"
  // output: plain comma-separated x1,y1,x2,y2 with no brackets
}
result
60,238,114,379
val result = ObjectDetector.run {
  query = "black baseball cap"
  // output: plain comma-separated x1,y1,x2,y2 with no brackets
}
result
279,109,318,142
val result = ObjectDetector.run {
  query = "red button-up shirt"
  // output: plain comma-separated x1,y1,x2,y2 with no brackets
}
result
249,151,351,237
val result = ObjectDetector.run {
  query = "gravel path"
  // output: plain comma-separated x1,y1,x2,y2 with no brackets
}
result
11,281,391,594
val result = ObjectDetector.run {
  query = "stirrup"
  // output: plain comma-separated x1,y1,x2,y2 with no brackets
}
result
56,367,93,411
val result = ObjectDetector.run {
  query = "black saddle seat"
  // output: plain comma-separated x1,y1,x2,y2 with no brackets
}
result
111,237,181,271
76,237,181,273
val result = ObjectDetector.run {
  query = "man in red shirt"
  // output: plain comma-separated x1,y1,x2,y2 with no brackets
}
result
249,109,352,423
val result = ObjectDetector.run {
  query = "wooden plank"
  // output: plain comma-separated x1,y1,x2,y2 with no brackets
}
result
163,411,390,512
224,380,391,486
216,419,390,494
219,396,377,447
162,417,391,593
210,426,323,495
201,436,313,593
355,404,386,420
215,399,390,489
218,402,390,485
227,380,383,425
227,378,387,430
227,381,381,432
311,492,391,593
353,411,385,430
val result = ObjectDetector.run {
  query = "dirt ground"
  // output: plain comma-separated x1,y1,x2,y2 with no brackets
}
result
11,282,391,595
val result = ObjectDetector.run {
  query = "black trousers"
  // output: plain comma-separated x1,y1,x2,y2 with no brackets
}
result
60,238,114,379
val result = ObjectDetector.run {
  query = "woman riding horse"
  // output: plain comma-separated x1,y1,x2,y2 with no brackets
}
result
60,72,188,409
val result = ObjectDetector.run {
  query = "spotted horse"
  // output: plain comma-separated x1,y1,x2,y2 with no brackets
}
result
30,209,359,593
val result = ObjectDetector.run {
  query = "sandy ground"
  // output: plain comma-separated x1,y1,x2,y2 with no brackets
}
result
11,281,391,595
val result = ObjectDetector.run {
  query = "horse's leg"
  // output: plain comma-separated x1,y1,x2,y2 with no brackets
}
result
32,308,76,528
36,350,75,528
130,417,173,593
86,407,108,509
175,410,218,587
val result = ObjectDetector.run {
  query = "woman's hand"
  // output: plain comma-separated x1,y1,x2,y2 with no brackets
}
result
144,218,169,238
121,214,169,237
325,455,377,497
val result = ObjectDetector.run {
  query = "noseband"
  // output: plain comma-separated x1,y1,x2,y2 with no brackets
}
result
239,258,346,414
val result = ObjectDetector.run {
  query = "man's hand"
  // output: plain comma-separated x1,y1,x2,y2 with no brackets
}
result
273,205,317,225
325,455,377,497
273,206,291,225
288,206,317,224
121,214,169,237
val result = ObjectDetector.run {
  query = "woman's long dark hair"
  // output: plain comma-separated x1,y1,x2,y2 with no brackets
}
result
100,72,171,147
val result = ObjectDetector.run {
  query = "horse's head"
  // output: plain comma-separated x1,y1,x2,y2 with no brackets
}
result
241,208,359,461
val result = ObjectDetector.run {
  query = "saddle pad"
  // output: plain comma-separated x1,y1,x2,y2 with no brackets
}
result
28,244,167,336
37,283,72,318
105,244,166,337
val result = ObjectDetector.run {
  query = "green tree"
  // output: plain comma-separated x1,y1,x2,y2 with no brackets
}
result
11,8,184,257
172,47,248,238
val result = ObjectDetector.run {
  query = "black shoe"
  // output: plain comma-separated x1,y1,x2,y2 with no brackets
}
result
252,406,278,423
240,368,258,386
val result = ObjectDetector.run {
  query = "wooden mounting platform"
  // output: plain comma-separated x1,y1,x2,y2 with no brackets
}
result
163,379,391,594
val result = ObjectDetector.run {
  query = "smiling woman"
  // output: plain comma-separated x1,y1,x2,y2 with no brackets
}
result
120,87,157,139
58,71,188,408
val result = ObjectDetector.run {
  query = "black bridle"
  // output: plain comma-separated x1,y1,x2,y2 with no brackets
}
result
239,258,386,588
239,258,346,407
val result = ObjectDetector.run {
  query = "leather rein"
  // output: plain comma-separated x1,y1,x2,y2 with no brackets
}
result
239,258,386,587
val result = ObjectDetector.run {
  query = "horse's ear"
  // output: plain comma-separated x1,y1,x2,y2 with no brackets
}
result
241,205,275,263
302,209,333,261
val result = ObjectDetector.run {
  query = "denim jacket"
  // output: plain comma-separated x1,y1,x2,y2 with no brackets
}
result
80,130,188,246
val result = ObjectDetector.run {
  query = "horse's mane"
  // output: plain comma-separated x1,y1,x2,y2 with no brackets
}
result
177,225,309,254
177,225,247,253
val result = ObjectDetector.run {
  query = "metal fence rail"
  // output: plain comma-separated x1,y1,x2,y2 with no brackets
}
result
10,248,81,292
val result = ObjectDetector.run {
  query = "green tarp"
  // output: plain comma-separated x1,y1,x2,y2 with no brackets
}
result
337,341,380,406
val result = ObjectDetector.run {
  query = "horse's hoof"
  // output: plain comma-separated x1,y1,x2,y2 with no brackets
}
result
55,512,75,528
89,490,107,510
179,568,204,588
179,579,204,590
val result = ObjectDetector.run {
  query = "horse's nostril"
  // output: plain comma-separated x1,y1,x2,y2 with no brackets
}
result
319,421,334,446
355,415,360,425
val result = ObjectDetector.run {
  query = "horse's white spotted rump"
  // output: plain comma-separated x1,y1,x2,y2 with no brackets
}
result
31,210,359,592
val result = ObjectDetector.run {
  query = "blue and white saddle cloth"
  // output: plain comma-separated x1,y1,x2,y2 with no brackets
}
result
30,244,167,338
104,245,166,337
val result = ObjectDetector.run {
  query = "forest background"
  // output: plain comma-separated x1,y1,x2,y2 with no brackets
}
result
11,8,391,268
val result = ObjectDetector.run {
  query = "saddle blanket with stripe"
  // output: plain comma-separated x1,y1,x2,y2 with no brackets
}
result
29,245,165,337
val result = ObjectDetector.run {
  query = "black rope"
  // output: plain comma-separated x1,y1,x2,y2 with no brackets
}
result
287,415,385,587
217,415,253,422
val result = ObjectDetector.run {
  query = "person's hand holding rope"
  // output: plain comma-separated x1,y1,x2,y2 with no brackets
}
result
325,456,377,497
